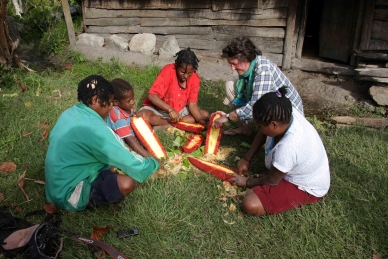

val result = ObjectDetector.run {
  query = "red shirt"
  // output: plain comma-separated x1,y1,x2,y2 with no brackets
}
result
142,64,200,112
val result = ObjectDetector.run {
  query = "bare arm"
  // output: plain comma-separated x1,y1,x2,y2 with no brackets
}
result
231,165,286,188
188,102,205,124
237,131,267,174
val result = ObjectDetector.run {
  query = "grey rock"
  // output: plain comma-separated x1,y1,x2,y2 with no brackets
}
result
109,35,129,52
76,33,104,48
369,85,388,106
128,33,156,56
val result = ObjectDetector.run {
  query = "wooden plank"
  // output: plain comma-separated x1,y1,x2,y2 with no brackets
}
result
84,0,212,9
173,39,225,50
354,51,388,61
61,0,76,46
214,26,285,38
140,17,286,27
84,7,167,19
211,0,258,11
350,0,366,65
262,0,289,9
374,9,388,21
282,0,298,69
355,68,388,77
359,76,388,83
291,58,356,75
376,0,388,5
369,38,388,50
359,0,376,50
295,0,308,58
212,35,284,53
86,26,212,35
84,17,140,26
371,20,388,41
166,8,287,20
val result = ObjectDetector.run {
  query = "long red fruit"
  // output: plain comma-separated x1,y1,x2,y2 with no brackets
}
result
170,121,205,133
188,157,235,182
183,134,204,153
130,116,167,159
205,113,222,155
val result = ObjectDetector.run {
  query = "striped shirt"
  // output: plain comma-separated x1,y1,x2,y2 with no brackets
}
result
106,106,135,138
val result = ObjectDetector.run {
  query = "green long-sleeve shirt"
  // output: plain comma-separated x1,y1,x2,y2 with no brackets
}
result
45,103,159,211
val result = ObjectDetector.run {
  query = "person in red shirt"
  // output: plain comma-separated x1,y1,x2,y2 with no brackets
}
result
138,48,209,126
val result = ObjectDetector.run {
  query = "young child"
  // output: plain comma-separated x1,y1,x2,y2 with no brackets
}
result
45,75,160,212
107,78,152,158
231,86,330,216
138,48,210,126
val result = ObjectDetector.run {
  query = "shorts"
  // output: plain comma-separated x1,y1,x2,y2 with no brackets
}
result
139,106,189,118
89,169,123,206
252,179,322,214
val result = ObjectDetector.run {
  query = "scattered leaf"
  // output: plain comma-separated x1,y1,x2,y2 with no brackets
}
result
24,177,45,185
240,142,251,148
17,171,30,201
38,121,50,129
229,203,236,212
25,102,33,107
39,129,48,141
22,131,31,137
223,220,235,225
64,62,73,70
92,247,106,259
53,90,62,99
2,93,18,97
0,193,4,201
0,162,17,173
44,202,57,214
17,78,28,92
90,225,114,240
36,83,40,96
12,205,23,212
103,42,108,47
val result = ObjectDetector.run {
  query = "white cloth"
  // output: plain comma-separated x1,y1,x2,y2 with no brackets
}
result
264,109,330,197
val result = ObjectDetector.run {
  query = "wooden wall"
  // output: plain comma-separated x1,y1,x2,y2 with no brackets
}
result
370,0,388,50
81,0,291,65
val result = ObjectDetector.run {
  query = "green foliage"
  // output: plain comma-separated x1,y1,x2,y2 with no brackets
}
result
307,115,332,133
40,16,82,56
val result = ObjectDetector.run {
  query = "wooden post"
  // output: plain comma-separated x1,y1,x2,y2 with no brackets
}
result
61,0,76,47
350,0,366,65
359,0,376,50
282,0,298,69
295,0,308,58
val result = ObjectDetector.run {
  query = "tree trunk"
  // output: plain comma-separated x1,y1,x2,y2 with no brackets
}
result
0,0,22,69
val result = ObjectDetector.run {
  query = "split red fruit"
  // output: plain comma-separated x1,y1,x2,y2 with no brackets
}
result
170,121,205,133
183,134,204,153
188,157,235,182
131,116,167,159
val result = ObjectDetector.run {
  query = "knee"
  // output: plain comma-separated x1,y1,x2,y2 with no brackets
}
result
241,196,266,217
118,176,136,196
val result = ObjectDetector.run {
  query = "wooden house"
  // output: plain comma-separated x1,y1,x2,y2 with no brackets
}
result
79,0,388,79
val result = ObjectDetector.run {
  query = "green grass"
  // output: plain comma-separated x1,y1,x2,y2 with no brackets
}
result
0,57,387,259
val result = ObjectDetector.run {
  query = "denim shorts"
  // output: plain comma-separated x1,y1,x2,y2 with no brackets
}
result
89,169,123,206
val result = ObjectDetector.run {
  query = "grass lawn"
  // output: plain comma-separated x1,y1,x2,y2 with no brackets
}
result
0,57,387,258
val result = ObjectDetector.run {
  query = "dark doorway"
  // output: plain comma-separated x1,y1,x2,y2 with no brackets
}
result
302,1,324,59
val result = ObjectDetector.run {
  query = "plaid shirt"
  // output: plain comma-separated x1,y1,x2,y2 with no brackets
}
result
236,56,304,123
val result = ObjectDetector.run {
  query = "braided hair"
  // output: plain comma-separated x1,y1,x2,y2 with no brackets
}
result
111,78,133,101
77,75,113,107
222,36,262,63
252,86,292,126
174,48,199,70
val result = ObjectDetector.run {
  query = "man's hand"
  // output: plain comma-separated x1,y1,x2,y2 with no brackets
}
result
230,173,248,187
211,111,227,128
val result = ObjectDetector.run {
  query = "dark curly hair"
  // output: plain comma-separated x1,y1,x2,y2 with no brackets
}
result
111,78,133,101
252,86,292,126
175,47,200,70
222,36,262,62
77,75,113,107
